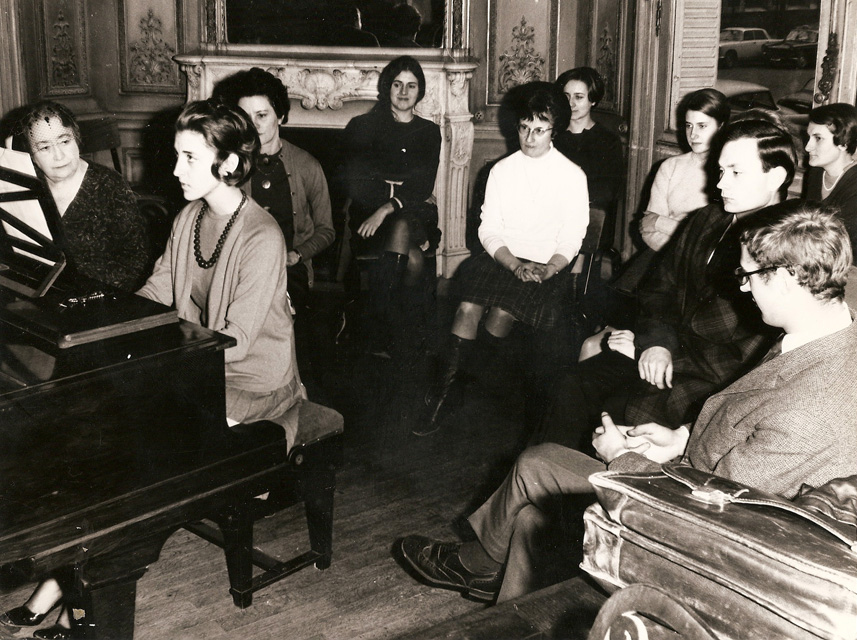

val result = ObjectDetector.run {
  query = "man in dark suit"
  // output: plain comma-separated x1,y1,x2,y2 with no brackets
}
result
398,158,857,604
532,118,800,451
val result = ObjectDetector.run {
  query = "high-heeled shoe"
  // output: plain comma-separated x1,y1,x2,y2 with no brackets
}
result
0,604,55,628
32,625,74,640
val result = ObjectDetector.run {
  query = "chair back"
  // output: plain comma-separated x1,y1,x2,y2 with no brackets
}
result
574,206,607,297
78,116,123,173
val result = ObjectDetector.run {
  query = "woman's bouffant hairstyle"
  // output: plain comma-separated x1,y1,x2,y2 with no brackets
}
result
21,100,82,151
211,67,291,122
555,67,606,106
511,81,571,136
716,113,798,196
376,55,427,106
739,201,852,301
175,99,260,187
809,103,857,155
678,88,730,129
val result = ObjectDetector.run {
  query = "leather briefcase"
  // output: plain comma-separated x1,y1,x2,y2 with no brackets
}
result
581,464,857,640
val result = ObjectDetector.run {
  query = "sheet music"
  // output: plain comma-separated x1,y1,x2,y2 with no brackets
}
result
0,147,53,264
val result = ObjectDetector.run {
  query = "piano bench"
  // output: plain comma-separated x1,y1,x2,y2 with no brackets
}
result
185,400,344,609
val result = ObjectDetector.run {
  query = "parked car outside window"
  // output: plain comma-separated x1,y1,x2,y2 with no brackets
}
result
762,25,819,69
719,27,776,68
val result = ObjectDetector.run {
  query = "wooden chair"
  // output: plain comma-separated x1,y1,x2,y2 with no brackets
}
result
185,400,344,608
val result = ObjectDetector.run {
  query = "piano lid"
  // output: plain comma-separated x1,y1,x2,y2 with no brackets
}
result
0,147,66,298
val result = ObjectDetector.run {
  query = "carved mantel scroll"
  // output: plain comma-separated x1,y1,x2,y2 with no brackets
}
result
175,51,478,277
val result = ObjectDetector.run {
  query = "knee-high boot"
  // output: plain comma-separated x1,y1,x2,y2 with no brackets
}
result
414,334,474,436
367,251,409,355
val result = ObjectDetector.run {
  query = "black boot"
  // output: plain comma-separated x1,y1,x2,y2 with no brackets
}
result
414,335,473,436
366,251,409,357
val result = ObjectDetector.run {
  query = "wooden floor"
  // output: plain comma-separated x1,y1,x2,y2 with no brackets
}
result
0,289,597,640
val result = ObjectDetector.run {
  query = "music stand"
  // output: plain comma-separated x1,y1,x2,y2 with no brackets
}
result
0,147,66,297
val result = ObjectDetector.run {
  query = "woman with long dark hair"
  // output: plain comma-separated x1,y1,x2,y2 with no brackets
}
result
343,55,442,356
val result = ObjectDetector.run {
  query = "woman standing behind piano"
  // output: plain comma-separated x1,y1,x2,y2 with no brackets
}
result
17,100,149,291
0,99,304,640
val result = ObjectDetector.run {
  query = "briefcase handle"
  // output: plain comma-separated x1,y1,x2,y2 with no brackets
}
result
663,463,857,552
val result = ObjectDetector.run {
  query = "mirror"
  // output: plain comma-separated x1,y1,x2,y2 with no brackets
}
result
224,0,447,47
717,1,821,142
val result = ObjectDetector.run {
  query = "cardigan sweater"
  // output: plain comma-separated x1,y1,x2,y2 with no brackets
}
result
137,197,298,395
641,152,710,251
478,147,589,264
244,139,334,263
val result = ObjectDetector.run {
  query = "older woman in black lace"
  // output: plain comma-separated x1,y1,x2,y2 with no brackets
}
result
19,101,149,291
0,102,150,640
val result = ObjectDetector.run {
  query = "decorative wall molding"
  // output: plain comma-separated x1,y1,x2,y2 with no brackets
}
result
41,0,88,96
118,0,183,93
487,0,557,105
175,52,478,277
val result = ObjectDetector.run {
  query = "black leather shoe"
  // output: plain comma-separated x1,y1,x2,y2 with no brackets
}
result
0,605,52,628
399,535,502,601
32,625,74,640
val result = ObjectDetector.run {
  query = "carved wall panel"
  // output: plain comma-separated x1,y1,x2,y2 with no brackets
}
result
118,0,183,93
40,0,88,96
487,0,558,104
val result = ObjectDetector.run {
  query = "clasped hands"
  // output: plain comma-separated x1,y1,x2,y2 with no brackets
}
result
592,412,690,465
513,261,558,283
602,329,673,390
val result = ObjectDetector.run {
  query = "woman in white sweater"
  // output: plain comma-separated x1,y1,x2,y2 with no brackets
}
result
417,82,589,436
640,88,730,251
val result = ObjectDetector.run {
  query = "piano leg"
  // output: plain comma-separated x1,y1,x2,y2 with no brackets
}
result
219,510,256,609
66,533,170,639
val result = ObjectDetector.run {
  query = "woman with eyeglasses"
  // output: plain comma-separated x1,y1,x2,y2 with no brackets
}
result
803,102,857,258
415,81,589,436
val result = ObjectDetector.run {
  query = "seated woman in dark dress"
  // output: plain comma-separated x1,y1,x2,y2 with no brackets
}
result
0,101,150,639
553,67,624,212
416,82,590,436
343,55,442,355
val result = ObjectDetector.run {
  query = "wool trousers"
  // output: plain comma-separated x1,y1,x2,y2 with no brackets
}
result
467,443,606,602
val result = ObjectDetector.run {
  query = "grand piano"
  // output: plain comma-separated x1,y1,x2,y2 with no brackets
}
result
0,151,317,638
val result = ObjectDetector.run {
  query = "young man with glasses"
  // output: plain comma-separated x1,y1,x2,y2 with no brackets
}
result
398,202,857,604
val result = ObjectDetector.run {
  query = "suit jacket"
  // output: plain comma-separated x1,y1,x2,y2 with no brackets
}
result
614,314,857,499
627,203,777,426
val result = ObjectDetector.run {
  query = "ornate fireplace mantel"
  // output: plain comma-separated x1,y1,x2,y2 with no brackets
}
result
175,49,478,277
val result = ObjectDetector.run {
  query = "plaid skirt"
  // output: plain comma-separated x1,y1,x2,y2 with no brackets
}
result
454,252,571,330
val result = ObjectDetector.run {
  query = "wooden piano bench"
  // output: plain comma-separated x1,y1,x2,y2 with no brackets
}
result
186,400,344,608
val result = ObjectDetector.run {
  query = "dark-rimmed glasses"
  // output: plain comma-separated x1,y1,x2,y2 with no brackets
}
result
517,124,553,137
733,265,779,285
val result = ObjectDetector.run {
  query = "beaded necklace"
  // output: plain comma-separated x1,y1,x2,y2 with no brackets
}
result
822,160,857,195
193,191,246,269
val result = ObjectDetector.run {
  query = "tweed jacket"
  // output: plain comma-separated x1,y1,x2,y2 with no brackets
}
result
613,313,857,499
627,202,777,426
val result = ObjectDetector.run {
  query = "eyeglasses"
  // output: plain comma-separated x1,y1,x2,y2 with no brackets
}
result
733,265,780,285
517,124,553,137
